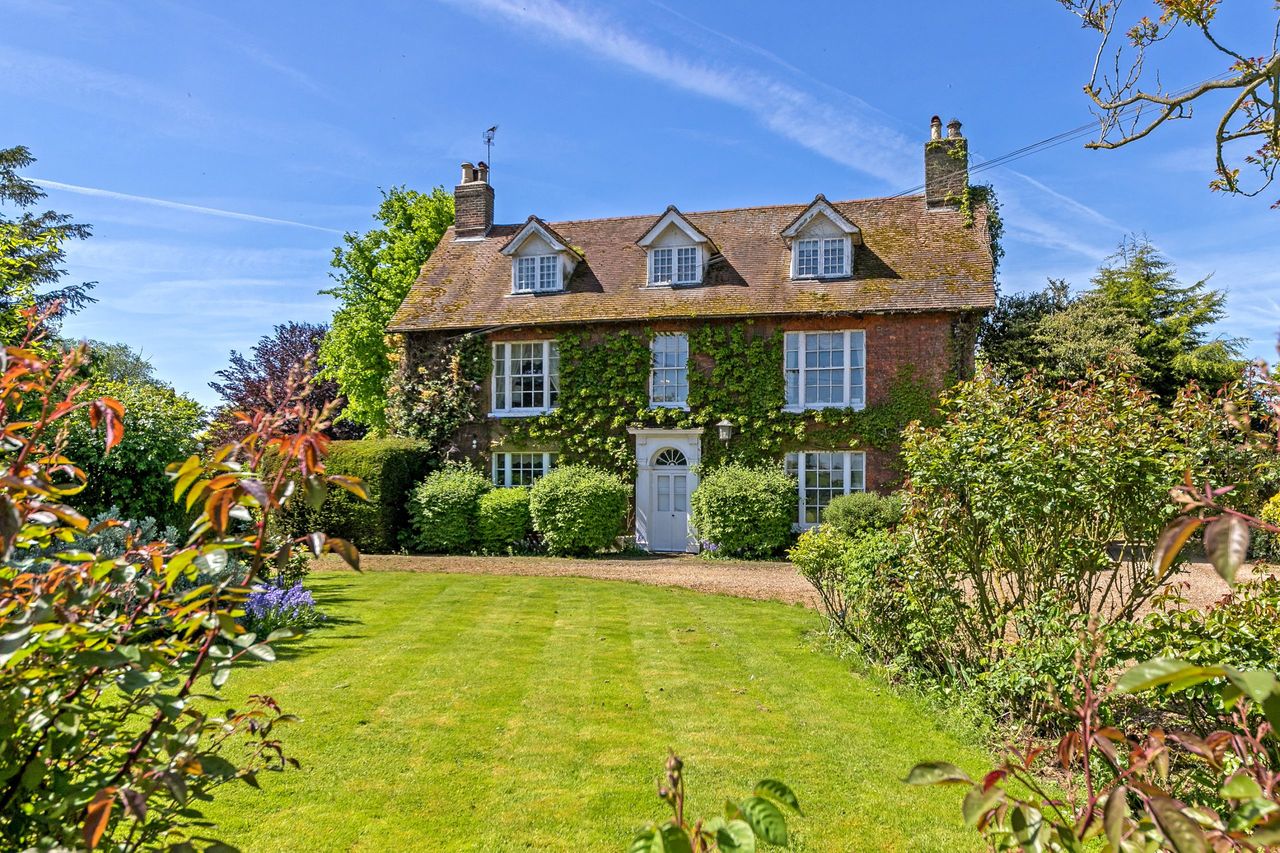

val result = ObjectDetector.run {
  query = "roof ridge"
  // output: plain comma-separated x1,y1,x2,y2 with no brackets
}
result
539,193,926,229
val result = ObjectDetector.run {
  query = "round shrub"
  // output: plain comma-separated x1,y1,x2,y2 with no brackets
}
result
477,487,533,554
407,463,492,553
689,464,794,559
529,465,630,557
821,491,903,539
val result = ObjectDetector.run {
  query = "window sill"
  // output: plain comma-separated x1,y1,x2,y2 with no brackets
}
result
489,409,556,418
505,289,565,297
782,403,866,414
789,274,852,283
646,281,704,289
649,402,690,411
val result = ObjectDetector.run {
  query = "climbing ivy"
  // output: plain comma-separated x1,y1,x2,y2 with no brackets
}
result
501,322,941,476
385,331,489,460
954,182,1005,276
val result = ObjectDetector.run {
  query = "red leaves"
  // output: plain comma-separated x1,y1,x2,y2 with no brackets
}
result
87,396,125,454
82,787,115,850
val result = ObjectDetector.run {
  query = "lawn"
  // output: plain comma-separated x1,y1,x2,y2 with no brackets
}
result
202,571,987,851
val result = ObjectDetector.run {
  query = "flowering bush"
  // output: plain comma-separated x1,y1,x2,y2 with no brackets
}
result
0,311,365,850
242,581,327,635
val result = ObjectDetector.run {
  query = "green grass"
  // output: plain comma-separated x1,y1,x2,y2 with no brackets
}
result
203,571,987,851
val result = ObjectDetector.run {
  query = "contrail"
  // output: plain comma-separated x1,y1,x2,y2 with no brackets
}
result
33,178,344,235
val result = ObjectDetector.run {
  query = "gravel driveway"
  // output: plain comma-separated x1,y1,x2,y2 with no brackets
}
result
315,552,820,608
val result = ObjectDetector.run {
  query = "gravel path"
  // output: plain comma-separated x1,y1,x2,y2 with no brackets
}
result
315,552,820,608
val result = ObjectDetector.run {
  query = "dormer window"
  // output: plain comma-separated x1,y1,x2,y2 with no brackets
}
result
500,216,582,295
781,194,861,281
649,246,702,286
637,205,717,288
793,237,849,279
515,254,561,293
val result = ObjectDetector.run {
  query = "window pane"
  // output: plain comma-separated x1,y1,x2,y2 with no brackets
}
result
657,475,671,512
676,247,699,283
804,452,846,524
784,333,800,407
548,341,560,408
493,344,506,410
849,452,866,492
651,248,673,284
650,334,689,405
796,239,820,277
822,238,846,276
849,331,865,406
510,342,545,409
508,453,545,487
803,333,845,405
537,255,559,291
514,257,536,292
674,475,687,513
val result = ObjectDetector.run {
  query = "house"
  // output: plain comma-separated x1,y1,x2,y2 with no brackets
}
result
388,117,996,553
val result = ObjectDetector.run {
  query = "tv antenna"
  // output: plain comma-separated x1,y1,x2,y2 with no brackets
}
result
483,125,497,167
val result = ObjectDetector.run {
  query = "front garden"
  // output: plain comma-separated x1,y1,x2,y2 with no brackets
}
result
199,571,988,851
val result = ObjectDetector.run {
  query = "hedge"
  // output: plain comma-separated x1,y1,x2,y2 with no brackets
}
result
477,487,534,554
407,463,492,554
276,438,432,554
689,464,794,559
821,491,903,539
529,465,630,556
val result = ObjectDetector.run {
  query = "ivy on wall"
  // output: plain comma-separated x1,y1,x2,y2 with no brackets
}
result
385,331,489,460
496,321,942,477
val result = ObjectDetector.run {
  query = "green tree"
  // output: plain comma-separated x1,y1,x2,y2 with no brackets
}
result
0,145,95,341
319,186,453,432
64,376,204,527
84,339,158,384
1090,237,1243,398
978,279,1071,377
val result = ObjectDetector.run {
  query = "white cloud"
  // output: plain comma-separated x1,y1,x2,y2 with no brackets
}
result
36,179,344,234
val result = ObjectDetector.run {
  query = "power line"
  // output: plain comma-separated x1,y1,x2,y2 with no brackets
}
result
891,71,1236,197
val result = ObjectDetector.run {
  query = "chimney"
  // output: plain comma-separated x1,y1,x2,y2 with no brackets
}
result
454,160,494,238
924,116,968,209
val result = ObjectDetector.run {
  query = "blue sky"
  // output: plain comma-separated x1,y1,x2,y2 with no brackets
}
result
4,0,1277,405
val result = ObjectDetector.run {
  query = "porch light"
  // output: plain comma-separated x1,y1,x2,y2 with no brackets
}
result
716,418,735,442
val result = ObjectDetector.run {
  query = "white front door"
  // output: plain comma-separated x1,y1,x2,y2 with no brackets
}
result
649,467,689,552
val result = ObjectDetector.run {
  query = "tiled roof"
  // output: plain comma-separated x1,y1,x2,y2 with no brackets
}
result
389,195,996,332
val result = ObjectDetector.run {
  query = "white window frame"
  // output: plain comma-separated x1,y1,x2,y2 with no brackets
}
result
512,253,562,294
785,451,867,528
783,330,866,412
491,340,560,416
649,246,703,286
491,452,557,487
790,236,851,279
649,333,689,409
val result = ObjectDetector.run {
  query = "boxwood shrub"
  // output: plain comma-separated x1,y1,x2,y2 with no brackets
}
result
477,487,534,554
821,491,903,539
407,463,492,554
276,438,432,553
689,463,794,559
529,465,630,557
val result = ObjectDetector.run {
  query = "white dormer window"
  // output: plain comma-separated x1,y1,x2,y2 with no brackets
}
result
649,246,701,286
781,195,861,281
514,254,561,293
792,237,849,279
637,206,716,288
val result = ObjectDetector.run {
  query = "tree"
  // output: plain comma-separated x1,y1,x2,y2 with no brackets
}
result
84,339,158,385
319,186,454,433
209,321,364,441
1057,0,1280,206
0,145,95,341
64,376,204,528
979,237,1242,395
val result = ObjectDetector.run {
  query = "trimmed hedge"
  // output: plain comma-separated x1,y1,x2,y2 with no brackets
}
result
690,464,794,559
529,465,630,556
821,491,903,539
407,463,492,554
477,487,534,554
277,438,432,554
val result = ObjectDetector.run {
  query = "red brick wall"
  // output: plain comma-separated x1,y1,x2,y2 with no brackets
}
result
405,311,972,491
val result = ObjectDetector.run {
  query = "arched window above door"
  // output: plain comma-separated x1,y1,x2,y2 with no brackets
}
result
653,447,688,467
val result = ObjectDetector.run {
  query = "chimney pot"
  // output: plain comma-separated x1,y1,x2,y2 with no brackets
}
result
946,118,962,139
460,162,475,183
930,116,942,141
476,161,489,183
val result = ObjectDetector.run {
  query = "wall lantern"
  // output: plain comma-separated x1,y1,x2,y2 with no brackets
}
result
716,418,735,443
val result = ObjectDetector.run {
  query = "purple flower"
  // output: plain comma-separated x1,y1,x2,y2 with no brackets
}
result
242,581,325,633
